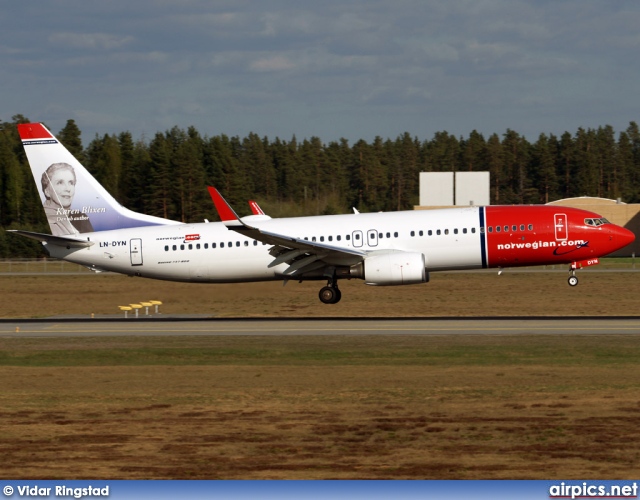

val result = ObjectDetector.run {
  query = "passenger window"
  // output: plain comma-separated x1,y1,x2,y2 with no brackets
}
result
394,232,398,237
328,236,333,241
444,229,449,235
512,225,517,232
320,236,325,242
428,230,433,236
379,233,384,238
254,241,258,246
221,242,225,248
164,245,169,251
244,241,248,246
410,231,415,237
188,244,193,250
437,229,441,235
212,243,216,248
355,234,360,240
454,228,458,234
419,230,423,236
172,245,177,250
504,225,508,232
528,224,533,231
337,235,341,241
180,244,185,250
236,241,240,247
312,237,316,242
472,228,476,233
496,226,500,233
346,235,351,241
520,225,524,231
386,232,391,238
204,243,208,249
463,228,467,234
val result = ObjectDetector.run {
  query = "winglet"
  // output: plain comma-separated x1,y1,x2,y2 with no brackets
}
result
248,200,266,216
207,187,243,227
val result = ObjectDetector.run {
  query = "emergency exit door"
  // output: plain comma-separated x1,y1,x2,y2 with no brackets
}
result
554,213,568,241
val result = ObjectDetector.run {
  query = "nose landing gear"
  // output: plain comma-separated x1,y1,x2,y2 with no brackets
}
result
568,263,579,286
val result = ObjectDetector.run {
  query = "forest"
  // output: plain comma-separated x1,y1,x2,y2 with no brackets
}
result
1,114,640,258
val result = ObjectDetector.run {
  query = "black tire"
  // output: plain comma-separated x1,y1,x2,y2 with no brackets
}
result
568,275,578,287
319,286,342,304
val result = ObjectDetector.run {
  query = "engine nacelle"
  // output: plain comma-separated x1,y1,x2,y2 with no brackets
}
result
363,251,428,286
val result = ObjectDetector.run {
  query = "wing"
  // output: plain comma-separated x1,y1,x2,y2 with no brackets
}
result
208,187,366,275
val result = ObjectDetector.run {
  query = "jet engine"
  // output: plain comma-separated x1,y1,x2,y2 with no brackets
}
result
362,251,428,286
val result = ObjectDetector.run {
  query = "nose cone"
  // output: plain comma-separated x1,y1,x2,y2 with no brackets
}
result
614,225,635,250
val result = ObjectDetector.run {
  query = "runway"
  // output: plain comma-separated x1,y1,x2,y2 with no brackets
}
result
2,317,640,337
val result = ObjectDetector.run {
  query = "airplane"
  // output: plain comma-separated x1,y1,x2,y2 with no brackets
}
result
9,122,636,304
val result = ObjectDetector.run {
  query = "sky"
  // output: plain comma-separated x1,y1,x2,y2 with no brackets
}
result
2,1,639,146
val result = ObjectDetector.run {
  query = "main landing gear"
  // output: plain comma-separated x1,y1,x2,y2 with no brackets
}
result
319,280,342,304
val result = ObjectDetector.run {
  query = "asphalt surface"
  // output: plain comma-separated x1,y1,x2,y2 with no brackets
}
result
2,317,640,337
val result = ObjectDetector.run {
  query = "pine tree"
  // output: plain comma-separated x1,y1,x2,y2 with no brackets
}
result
486,133,504,204
58,119,85,164
530,133,559,204
146,132,173,219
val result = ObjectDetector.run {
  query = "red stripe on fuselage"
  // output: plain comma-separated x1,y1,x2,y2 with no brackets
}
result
484,206,620,267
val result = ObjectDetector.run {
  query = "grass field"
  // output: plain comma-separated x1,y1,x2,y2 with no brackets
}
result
1,334,640,479
1,271,640,479
1,268,640,318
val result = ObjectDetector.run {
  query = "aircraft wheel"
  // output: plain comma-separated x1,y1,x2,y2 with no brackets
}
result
568,275,579,287
319,286,340,304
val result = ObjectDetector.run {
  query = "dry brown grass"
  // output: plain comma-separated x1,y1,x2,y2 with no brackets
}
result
1,270,639,318
2,272,640,479
1,335,640,479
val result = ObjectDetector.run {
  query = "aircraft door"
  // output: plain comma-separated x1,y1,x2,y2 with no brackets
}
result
554,213,568,241
352,230,363,248
130,238,143,266
367,229,378,247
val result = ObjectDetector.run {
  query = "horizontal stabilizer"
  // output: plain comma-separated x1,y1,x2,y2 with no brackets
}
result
7,230,94,248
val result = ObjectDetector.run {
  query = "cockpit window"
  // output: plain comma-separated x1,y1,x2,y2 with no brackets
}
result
584,218,610,226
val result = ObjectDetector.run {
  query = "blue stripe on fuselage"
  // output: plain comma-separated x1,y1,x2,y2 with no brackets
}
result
479,207,487,268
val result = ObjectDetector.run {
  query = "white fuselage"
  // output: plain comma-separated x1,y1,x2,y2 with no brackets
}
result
49,208,484,282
